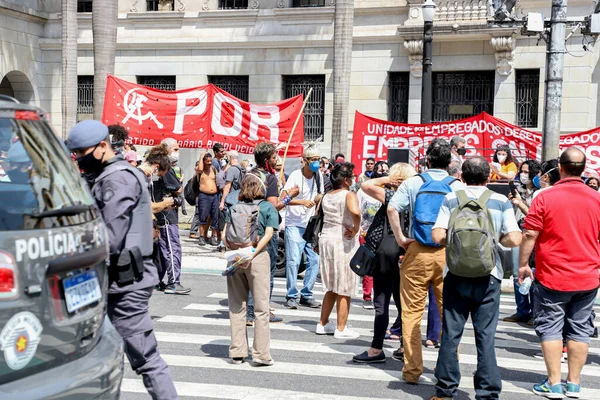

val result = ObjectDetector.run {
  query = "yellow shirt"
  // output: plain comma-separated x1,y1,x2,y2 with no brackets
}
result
491,161,518,180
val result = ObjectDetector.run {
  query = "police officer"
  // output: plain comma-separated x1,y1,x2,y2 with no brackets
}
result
67,120,178,400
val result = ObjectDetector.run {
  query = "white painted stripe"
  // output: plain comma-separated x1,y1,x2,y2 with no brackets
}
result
133,352,600,386
120,378,393,400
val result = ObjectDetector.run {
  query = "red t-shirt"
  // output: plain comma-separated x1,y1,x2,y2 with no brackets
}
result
523,178,600,292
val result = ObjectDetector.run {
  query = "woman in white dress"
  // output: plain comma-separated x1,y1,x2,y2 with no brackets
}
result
315,163,361,339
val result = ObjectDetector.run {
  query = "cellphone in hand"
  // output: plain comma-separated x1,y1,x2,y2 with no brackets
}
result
508,181,517,198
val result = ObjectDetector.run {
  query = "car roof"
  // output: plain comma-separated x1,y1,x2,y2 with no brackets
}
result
0,100,40,113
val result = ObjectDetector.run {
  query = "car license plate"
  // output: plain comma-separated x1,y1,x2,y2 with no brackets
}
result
62,270,102,313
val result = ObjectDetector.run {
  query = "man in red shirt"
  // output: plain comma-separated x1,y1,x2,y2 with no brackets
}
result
519,147,600,399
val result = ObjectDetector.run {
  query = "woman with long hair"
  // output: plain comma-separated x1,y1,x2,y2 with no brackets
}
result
316,162,361,339
490,145,518,180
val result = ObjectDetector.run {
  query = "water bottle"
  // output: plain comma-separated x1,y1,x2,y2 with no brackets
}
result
519,277,532,295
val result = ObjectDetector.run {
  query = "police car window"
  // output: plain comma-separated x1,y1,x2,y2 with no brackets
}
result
0,117,96,231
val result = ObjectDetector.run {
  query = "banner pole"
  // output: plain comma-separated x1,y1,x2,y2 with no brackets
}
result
280,87,313,184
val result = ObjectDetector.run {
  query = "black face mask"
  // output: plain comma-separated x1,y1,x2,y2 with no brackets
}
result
6,168,30,184
76,145,105,176
456,148,467,156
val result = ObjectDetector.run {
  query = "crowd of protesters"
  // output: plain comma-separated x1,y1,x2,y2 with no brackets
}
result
74,123,599,399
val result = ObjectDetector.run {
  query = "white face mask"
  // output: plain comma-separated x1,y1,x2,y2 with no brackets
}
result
170,151,179,163
520,173,531,185
497,155,507,163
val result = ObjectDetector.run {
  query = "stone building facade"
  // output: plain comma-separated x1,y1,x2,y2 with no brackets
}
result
1,0,599,158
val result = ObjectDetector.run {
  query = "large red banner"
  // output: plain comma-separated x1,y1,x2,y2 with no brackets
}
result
351,111,600,176
102,76,305,157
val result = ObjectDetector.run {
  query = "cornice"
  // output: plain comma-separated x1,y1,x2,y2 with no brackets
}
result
0,0,48,23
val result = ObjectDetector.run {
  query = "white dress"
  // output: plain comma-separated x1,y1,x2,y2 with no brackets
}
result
318,190,359,297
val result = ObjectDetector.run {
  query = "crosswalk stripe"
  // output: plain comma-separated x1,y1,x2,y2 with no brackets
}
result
152,331,600,374
120,378,395,400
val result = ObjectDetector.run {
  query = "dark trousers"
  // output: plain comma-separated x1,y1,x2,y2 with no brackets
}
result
190,204,200,234
435,273,502,400
247,233,278,318
371,269,401,350
108,287,178,399
427,284,442,341
197,192,219,230
157,224,182,285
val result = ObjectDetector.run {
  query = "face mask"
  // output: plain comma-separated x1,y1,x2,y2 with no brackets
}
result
497,155,507,163
76,147,105,175
309,161,320,173
456,148,467,156
520,173,531,185
6,168,29,184
169,151,179,163
533,175,549,189
365,171,373,178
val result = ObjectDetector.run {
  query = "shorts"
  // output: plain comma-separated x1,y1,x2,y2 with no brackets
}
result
533,282,598,344
197,192,219,230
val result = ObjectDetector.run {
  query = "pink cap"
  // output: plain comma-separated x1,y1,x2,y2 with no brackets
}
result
125,150,138,162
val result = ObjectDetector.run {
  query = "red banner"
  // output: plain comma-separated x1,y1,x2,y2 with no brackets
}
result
102,76,305,157
351,111,600,176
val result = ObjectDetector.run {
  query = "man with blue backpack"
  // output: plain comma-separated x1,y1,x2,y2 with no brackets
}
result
387,138,465,384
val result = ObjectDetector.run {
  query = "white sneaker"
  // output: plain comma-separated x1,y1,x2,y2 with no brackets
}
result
316,321,336,335
334,327,360,339
253,358,274,366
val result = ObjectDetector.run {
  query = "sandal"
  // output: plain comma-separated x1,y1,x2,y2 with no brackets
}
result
385,330,401,342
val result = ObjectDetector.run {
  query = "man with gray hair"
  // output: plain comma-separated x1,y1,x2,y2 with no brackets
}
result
281,144,324,309
450,136,466,164
220,150,243,210
152,137,191,295
448,160,461,179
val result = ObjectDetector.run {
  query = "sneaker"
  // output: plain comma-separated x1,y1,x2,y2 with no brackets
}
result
231,357,245,365
565,381,581,398
299,297,321,308
352,350,386,364
253,358,274,366
425,340,440,349
362,300,374,309
216,244,226,253
533,352,567,363
209,235,219,246
315,321,336,335
269,312,283,323
198,236,207,246
164,283,191,295
392,347,404,361
246,317,254,326
532,378,565,398
592,327,598,338
285,299,299,309
503,313,530,323
155,282,167,292
334,327,360,339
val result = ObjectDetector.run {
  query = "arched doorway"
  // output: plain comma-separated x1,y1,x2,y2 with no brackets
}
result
0,71,35,103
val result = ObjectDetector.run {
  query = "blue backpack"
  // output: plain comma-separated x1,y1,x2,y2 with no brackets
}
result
413,173,457,247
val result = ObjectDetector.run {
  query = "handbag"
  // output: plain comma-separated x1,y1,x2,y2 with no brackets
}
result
349,244,376,277
302,194,325,250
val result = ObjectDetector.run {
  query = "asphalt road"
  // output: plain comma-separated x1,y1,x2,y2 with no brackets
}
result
120,270,600,400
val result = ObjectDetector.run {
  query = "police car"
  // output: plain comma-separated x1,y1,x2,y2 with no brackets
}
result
0,97,123,399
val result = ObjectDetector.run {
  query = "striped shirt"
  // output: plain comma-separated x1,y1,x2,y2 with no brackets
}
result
433,186,520,279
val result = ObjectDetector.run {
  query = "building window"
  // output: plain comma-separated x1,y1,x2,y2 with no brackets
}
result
432,71,495,122
292,0,326,7
283,75,325,142
147,0,174,11
137,76,176,91
77,76,94,115
77,0,93,12
388,72,410,123
516,69,540,128
208,76,249,102
219,0,248,9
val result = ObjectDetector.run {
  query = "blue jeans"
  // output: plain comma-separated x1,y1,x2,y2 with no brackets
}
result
285,225,319,301
427,284,442,341
511,247,532,319
435,273,502,399
247,233,278,319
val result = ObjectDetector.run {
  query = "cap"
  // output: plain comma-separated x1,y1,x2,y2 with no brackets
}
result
125,150,137,162
6,141,29,163
66,120,109,150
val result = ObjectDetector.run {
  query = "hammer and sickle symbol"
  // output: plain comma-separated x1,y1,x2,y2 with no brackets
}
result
121,88,165,129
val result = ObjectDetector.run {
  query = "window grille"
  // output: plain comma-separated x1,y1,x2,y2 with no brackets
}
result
77,76,94,114
208,76,249,102
515,69,540,128
137,76,177,91
388,72,410,123
77,0,93,12
146,0,174,11
432,71,495,122
283,75,326,142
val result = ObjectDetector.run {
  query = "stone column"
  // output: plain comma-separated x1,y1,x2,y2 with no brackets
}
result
404,39,423,123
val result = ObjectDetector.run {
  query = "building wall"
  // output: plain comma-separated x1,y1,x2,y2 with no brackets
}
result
2,0,600,157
